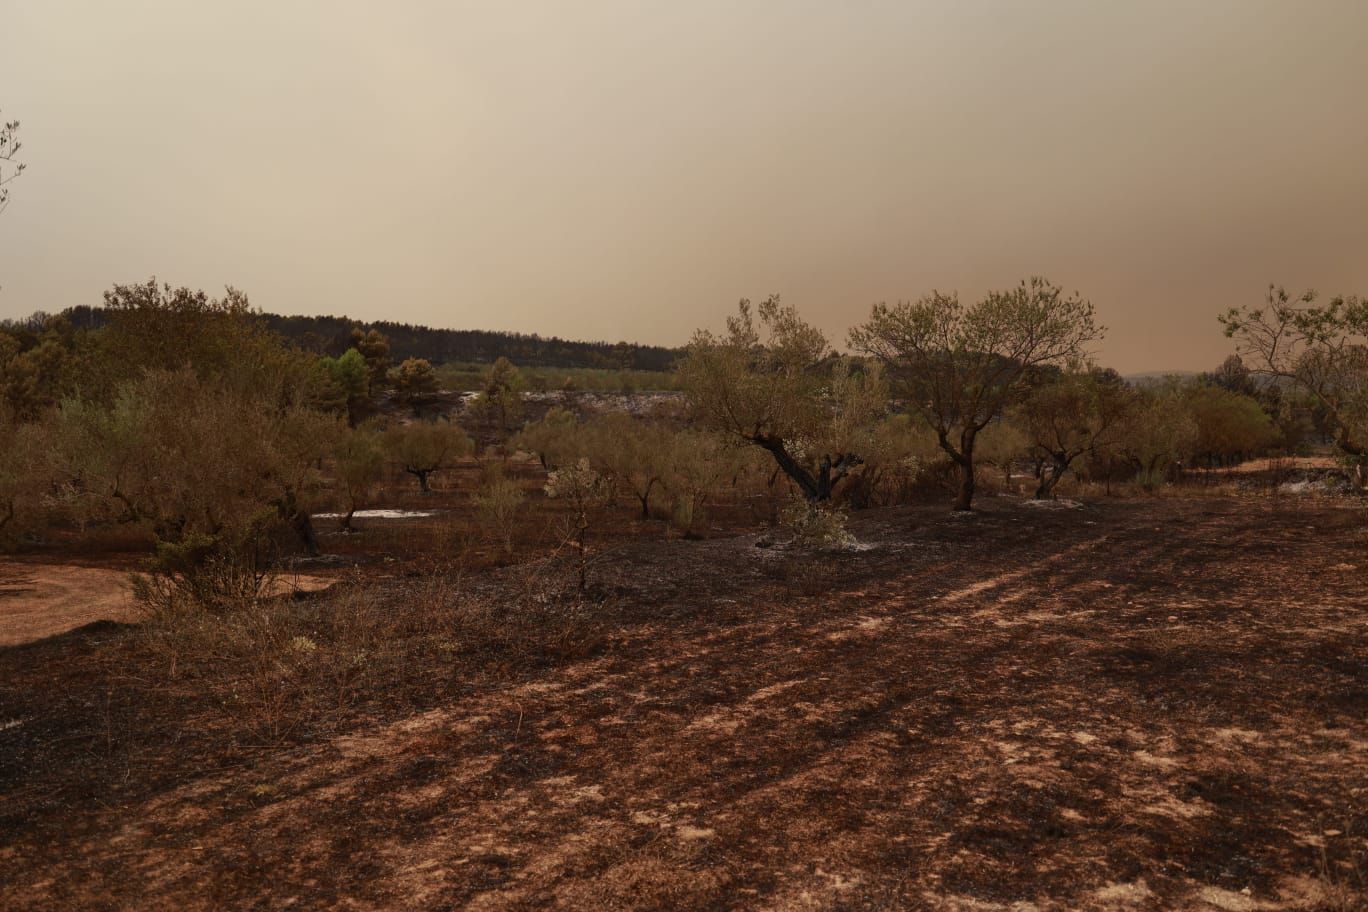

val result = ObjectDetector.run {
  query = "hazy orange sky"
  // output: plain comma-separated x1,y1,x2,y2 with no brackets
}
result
1,1,1365,373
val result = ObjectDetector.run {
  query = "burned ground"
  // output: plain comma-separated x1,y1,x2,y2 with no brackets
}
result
1,496,1364,910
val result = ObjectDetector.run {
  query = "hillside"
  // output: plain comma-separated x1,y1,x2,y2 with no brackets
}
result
53,305,684,372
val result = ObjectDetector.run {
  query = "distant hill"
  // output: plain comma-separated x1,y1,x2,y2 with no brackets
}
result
58,306,684,372
1123,370,1199,386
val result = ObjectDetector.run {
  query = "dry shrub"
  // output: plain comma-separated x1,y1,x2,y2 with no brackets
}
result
132,571,603,742
130,528,277,619
544,458,614,590
781,498,856,551
473,464,526,556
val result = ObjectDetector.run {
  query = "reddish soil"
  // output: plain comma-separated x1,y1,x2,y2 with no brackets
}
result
0,560,334,647
1,496,1365,910
0,561,136,647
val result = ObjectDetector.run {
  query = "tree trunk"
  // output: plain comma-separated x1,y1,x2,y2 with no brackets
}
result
954,460,975,511
340,507,356,533
755,436,823,501
278,491,320,557
407,468,432,494
1034,454,1071,500
947,428,978,512
638,478,657,519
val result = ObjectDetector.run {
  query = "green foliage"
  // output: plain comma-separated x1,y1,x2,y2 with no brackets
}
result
324,348,369,398
680,295,885,502
57,367,338,604
0,315,82,421
313,347,371,422
382,419,473,492
1182,384,1277,465
392,357,440,409
332,424,386,530
1015,368,1135,497
472,465,526,555
851,277,1103,510
435,361,679,393
781,498,857,550
0,414,59,546
472,356,525,432
844,413,944,507
543,458,614,591
1221,285,1368,463
580,412,672,518
512,406,583,469
93,280,308,396
659,430,740,536
1117,386,1198,490
349,328,392,396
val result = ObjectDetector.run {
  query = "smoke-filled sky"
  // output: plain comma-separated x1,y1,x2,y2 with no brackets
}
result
1,1,1365,373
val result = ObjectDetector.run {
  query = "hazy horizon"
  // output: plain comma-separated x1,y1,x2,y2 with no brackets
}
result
2,1,1366,374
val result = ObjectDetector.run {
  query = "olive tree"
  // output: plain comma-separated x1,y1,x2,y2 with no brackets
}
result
850,277,1102,510
660,430,740,537
382,419,473,493
969,418,1029,493
1016,368,1134,499
1220,286,1368,484
1182,383,1277,468
543,458,614,591
1117,386,1198,490
57,369,338,605
512,405,582,469
332,424,386,531
843,413,942,508
582,412,672,519
95,281,299,387
680,296,885,502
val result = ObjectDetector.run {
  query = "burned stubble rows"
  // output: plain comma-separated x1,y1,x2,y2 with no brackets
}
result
0,498,1364,910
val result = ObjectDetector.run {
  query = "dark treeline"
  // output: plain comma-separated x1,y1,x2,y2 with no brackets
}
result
48,306,683,372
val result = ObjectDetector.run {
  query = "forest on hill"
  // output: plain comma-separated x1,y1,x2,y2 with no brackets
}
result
50,305,683,371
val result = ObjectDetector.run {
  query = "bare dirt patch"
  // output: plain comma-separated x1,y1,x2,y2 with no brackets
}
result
0,559,334,647
0,561,136,647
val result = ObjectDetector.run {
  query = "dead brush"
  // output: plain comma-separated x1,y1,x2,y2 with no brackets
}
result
787,557,840,596
131,569,455,741
129,565,604,743
472,463,526,558
1312,811,1365,912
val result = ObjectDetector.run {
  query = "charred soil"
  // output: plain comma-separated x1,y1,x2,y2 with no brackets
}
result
1,497,1365,910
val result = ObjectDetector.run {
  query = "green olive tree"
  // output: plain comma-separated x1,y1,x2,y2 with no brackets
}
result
332,423,386,532
1015,368,1134,499
382,419,474,493
680,296,885,503
1220,286,1368,484
850,277,1102,511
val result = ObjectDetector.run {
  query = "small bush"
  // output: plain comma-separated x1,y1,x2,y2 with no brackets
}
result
781,499,857,550
473,466,526,556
